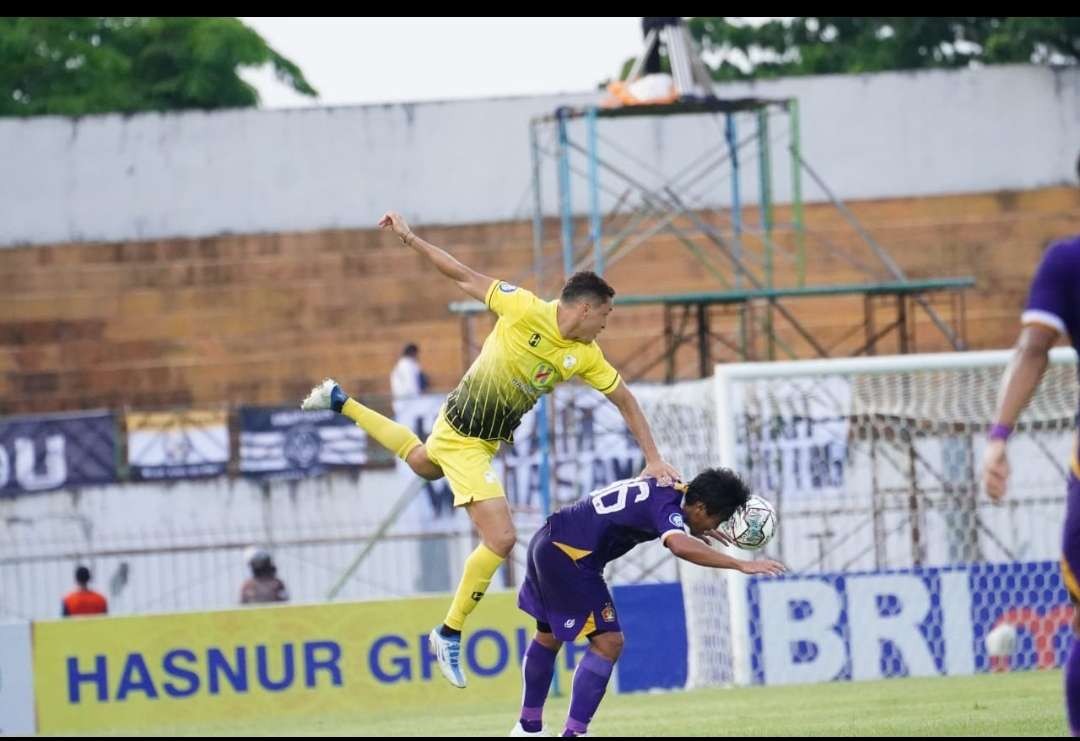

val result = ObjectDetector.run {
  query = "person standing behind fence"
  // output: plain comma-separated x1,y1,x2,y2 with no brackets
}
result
390,342,430,401
240,546,289,604
62,565,108,617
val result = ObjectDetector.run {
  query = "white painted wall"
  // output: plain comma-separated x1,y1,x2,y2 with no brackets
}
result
0,621,35,735
2,64,1078,247
0,469,478,621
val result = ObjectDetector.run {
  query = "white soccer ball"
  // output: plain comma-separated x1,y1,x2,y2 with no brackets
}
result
985,622,1018,658
720,494,776,551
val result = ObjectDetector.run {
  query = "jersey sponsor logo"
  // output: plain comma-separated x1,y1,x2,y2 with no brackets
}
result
600,604,616,623
512,378,541,400
530,362,558,390
499,282,518,293
669,512,685,529
562,354,577,370
529,333,542,347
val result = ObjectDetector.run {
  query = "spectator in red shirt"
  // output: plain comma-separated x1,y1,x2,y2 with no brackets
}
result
62,565,108,617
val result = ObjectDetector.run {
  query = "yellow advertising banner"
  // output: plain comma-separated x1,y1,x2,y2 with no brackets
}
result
34,591,588,734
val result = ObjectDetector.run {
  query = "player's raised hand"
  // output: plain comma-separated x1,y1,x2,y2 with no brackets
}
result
378,211,412,242
981,438,1009,503
740,558,786,577
641,459,681,488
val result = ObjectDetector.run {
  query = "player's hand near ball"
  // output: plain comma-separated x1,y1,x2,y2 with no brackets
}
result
739,559,786,576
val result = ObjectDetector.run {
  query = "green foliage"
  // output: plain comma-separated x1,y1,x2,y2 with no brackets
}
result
655,17,1080,81
0,17,317,116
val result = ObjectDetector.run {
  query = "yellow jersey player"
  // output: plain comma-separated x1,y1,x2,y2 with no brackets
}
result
301,211,680,689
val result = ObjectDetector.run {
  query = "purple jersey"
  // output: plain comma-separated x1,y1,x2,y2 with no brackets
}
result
547,477,688,568
1024,236,1080,380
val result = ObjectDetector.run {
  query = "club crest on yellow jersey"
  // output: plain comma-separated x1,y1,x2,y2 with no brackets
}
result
530,361,558,390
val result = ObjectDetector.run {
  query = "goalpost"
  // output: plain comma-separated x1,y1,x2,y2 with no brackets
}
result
643,348,1078,688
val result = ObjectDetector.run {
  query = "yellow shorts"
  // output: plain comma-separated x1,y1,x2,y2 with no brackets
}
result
425,410,505,507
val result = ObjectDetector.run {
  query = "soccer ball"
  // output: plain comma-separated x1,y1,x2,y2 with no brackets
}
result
720,494,776,551
985,622,1017,658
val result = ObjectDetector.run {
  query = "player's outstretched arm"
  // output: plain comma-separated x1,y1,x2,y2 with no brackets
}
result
982,323,1058,502
664,532,785,575
378,211,494,302
606,384,681,486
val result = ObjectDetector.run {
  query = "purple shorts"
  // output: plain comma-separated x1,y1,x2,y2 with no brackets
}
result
517,523,622,642
1063,469,1080,603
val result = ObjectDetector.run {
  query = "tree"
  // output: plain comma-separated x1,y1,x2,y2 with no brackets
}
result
667,17,1080,82
0,17,317,117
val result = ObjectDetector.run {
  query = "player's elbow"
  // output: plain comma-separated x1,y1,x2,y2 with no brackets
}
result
606,384,633,411
1016,342,1053,380
456,271,490,303
665,534,690,559
1017,339,1052,364
1016,325,1057,359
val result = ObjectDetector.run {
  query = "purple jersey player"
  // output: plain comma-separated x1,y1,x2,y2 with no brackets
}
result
511,468,784,738
982,153,1080,737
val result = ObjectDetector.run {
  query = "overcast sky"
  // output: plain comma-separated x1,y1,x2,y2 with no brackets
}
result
240,17,646,108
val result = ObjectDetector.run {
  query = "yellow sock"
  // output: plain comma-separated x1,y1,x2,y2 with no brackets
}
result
341,398,422,461
443,544,505,631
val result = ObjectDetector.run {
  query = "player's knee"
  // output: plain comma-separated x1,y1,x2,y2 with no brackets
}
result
533,630,561,652
406,447,442,481
486,527,517,557
1072,607,1080,637
608,632,625,657
591,631,624,660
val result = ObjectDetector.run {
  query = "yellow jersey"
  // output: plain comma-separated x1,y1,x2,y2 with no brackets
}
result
443,280,621,443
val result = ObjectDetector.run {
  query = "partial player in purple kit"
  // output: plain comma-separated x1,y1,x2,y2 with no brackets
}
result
982,152,1080,735
511,468,785,738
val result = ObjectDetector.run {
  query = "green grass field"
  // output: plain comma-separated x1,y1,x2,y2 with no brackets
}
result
70,669,1065,737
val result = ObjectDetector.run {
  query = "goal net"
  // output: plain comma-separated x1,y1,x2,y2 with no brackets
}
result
645,348,1077,687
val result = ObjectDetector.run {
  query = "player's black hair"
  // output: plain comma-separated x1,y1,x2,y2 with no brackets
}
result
75,565,91,585
560,271,615,305
684,467,751,521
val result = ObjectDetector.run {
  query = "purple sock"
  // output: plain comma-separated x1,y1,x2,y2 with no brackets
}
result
1066,637,1080,735
520,640,557,732
565,650,614,736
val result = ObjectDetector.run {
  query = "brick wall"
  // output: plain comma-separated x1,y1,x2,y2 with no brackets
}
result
2,186,1078,414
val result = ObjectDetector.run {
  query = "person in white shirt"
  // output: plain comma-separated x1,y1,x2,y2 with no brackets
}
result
390,342,428,400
